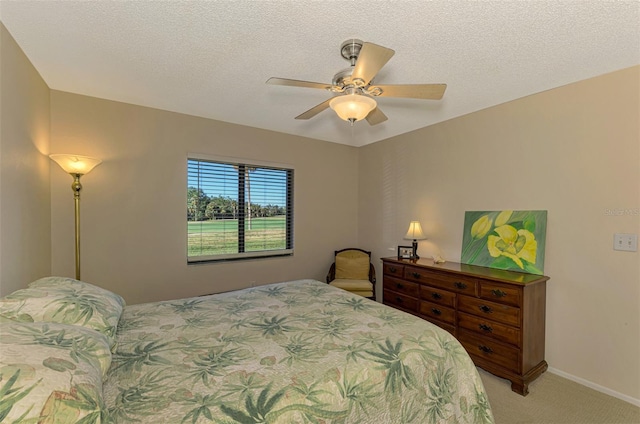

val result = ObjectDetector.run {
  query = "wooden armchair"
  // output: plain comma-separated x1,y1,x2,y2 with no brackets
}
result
326,248,376,301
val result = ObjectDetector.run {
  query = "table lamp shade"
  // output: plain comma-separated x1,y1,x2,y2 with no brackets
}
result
404,221,426,240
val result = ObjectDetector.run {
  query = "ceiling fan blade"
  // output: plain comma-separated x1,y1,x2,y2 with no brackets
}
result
366,107,388,126
295,98,333,120
351,42,395,86
266,77,332,90
372,83,447,100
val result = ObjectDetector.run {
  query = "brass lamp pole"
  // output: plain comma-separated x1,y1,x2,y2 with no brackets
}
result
50,154,102,280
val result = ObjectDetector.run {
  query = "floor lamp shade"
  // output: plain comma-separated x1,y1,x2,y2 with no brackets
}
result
50,154,102,280
50,154,102,175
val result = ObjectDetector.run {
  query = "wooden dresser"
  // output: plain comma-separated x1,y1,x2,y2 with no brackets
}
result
381,257,549,395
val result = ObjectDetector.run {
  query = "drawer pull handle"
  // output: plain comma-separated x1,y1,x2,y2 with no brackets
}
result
479,305,493,314
431,308,442,316
478,345,493,354
431,292,442,300
411,272,421,279
396,283,404,289
389,267,397,273
396,297,403,304
454,281,467,289
492,289,507,298
479,324,493,332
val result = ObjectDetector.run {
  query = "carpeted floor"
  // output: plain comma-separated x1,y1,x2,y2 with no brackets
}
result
478,368,640,424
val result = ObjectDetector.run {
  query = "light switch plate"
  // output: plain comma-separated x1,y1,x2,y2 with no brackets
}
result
614,233,638,252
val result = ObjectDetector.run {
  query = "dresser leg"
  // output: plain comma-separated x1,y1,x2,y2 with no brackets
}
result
511,380,529,396
510,360,548,396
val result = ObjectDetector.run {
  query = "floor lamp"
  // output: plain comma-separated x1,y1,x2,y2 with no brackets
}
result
50,154,102,280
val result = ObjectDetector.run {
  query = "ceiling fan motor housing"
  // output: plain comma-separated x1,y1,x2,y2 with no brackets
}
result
332,68,357,91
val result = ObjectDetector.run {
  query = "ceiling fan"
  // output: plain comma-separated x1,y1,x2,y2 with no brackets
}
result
266,39,447,126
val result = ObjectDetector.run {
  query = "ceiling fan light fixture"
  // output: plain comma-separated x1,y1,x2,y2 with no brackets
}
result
329,94,377,124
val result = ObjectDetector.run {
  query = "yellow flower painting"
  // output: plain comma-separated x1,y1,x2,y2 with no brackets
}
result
461,210,547,274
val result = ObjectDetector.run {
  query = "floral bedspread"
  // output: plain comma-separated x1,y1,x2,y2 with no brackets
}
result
103,280,494,423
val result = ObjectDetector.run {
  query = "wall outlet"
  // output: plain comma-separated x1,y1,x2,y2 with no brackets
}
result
613,233,638,252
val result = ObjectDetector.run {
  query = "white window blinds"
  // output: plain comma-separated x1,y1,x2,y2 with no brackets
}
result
187,157,293,262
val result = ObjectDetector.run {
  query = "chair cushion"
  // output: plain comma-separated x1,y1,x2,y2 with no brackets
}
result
347,290,374,298
329,279,373,291
335,251,370,280
329,279,374,298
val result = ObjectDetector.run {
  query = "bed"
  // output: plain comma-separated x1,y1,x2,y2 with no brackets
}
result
0,277,494,423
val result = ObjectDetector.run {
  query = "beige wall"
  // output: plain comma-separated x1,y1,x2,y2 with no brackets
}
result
49,91,360,305
0,23,51,295
358,66,640,402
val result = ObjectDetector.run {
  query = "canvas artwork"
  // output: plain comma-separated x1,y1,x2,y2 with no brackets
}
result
461,210,547,275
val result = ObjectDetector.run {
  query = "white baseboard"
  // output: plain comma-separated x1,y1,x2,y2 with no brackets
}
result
548,367,640,408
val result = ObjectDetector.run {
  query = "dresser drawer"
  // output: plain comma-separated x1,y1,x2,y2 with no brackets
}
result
405,266,477,296
458,296,521,327
384,276,419,297
383,263,404,277
479,281,522,307
420,301,455,325
458,312,520,347
420,285,456,308
458,330,520,373
383,289,418,312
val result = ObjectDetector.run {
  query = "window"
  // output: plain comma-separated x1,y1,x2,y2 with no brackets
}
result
187,156,293,262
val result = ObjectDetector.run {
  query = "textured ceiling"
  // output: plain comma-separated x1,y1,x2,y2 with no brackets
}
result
1,1,638,147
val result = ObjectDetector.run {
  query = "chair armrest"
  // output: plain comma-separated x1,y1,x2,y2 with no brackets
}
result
326,263,336,283
369,263,377,284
